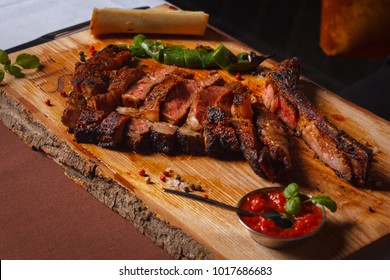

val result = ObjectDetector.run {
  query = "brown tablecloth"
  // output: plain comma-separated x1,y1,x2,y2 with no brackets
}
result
0,122,170,260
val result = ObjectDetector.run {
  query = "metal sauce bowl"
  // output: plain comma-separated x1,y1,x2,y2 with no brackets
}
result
237,187,326,249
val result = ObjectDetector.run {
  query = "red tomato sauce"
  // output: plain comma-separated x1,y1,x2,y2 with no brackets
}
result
239,190,323,238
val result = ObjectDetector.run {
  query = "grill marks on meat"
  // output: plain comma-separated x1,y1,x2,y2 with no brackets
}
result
124,117,152,152
161,74,225,126
261,57,372,186
71,44,132,97
74,110,105,143
87,67,145,115
140,74,186,123
122,65,178,107
203,107,240,156
63,44,371,186
254,109,292,181
61,91,87,132
97,111,130,148
150,122,178,155
186,85,232,131
177,126,205,155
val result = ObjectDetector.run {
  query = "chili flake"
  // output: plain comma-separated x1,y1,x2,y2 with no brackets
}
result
89,46,97,56
138,169,146,176
44,99,52,106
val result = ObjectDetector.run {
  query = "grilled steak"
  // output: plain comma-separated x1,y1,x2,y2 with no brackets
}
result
150,122,178,154
231,83,254,120
161,74,225,125
74,109,105,143
62,44,372,187
71,44,132,96
255,109,292,178
140,72,190,122
231,118,265,176
97,111,130,148
61,91,87,132
79,72,111,98
186,85,232,131
122,65,178,107
262,57,372,186
176,125,205,155
124,117,152,152
87,67,145,115
203,106,240,156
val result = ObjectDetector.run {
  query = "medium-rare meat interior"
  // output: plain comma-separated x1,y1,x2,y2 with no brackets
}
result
61,44,372,186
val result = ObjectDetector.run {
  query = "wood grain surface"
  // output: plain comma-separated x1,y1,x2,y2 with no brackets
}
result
1,21,390,259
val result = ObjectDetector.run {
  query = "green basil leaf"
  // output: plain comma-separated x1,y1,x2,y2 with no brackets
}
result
285,196,301,215
14,53,40,69
310,196,337,212
0,49,9,65
8,65,24,78
0,70,5,83
283,182,299,199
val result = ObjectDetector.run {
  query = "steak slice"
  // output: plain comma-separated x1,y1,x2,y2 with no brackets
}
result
231,118,265,177
203,106,240,156
122,65,178,107
140,74,185,122
124,117,152,152
177,125,205,155
231,83,254,120
87,67,145,115
262,57,372,186
97,111,130,148
186,85,232,131
74,109,105,143
61,91,87,133
79,71,111,98
150,122,178,155
161,74,225,125
254,109,292,182
71,44,132,95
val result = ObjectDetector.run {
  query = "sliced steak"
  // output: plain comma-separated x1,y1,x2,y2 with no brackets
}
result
177,125,205,155
124,117,152,152
231,118,265,177
61,91,87,133
255,109,292,182
139,74,185,122
122,65,178,107
79,71,111,98
231,83,254,120
161,74,225,126
74,109,105,143
97,111,130,148
262,57,372,186
71,44,132,95
150,122,178,155
186,85,232,131
87,67,145,115
203,106,240,156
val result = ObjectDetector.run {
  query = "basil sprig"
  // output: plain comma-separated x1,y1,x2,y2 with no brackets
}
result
0,49,40,83
283,182,337,215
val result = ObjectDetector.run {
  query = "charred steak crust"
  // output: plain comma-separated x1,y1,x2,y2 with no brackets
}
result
264,57,372,186
62,44,372,186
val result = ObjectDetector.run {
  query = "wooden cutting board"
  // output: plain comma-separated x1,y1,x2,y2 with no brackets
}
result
1,22,390,260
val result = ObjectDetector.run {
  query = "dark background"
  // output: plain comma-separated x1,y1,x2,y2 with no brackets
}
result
168,0,390,120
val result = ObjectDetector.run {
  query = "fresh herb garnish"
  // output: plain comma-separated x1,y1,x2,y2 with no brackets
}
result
0,49,40,83
283,182,337,215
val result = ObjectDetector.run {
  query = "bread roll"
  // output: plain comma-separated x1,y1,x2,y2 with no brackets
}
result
90,7,209,37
